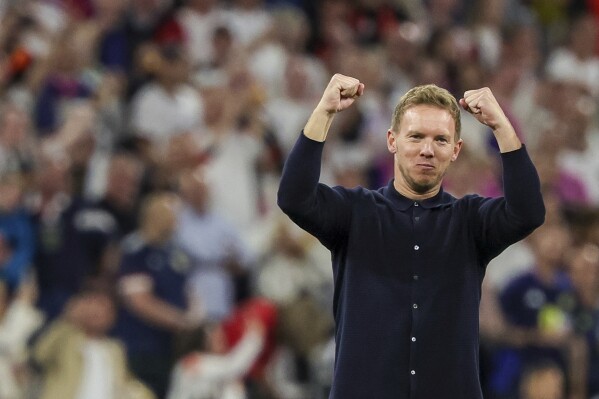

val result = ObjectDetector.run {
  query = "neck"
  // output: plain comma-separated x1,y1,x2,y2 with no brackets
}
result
140,227,169,245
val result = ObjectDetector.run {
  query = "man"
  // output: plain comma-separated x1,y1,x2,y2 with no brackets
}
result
277,74,545,398
114,192,196,398
32,285,154,399
175,168,254,322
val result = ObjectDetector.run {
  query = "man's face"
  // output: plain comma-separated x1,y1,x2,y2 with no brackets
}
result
387,105,462,196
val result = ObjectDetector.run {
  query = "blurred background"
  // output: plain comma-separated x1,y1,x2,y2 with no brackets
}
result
0,0,598,398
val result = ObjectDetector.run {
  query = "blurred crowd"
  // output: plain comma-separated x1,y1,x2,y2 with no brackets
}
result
0,0,598,398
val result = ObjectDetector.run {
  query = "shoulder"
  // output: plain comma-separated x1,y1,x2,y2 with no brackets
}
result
73,205,117,234
121,232,145,255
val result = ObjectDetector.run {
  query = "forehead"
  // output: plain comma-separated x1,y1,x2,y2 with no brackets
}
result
399,105,456,136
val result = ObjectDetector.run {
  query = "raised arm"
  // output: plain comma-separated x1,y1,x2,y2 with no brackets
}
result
303,74,365,142
460,87,521,153
277,75,364,249
460,88,545,260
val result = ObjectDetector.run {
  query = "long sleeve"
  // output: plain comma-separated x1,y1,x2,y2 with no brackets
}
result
474,145,545,263
0,211,35,288
196,329,264,380
0,300,44,359
31,320,78,368
167,329,264,399
277,132,353,249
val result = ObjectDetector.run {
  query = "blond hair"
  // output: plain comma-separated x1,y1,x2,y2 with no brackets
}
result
391,84,461,139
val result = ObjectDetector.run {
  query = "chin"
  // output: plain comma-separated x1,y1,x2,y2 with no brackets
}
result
411,178,440,194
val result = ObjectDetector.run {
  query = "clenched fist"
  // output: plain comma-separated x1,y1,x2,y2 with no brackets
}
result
316,74,365,114
459,87,509,131
460,87,521,152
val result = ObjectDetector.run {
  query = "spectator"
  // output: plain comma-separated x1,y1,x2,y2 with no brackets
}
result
95,152,145,238
228,0,273,47
566,243,599,398
249,6,326,100
0,276,44,399
129,43,203,161
545,12,599,97
32,284,155,399
0,172,35,291
0,102,36,176
491,222,574,398
175,168,254,322
265,56,320,156
167,316,266,399
198,74,270,236
175,0,230,69
114,192,196,398
32,25,95,135
32,149,117,321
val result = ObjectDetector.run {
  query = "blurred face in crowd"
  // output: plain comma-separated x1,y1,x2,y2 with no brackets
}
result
201,86,228,126
178,168,209,214
568,243,599,297
92,0,127,15
106,154,143,210
79,293,116,336
284,57,310,100
0,105,30,149
387,105,462,197
141,193,180,242
0,173,24,212
520,366,564,399
36,154,71,197
189,0,217,12
156,46,191,88
212,26,233,65
528,223,571,268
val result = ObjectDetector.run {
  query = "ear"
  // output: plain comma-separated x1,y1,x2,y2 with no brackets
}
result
451,139,463,162
387,130,397,154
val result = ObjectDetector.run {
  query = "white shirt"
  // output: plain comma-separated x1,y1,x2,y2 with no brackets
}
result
75,339,115,399
167,329,264,399
546,47,599,96
176,7,231,66
130,82,203,144
0,301,44,399
176,205,254,321
265,97,314,155
227,8,272,46
203,131,262,235
558,129,599,205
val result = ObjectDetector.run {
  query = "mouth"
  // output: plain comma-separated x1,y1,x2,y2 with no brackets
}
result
416,163,435,170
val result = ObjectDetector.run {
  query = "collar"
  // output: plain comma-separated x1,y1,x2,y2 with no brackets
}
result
383,179,453,210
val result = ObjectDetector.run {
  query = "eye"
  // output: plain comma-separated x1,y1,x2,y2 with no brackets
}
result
436,137,449,143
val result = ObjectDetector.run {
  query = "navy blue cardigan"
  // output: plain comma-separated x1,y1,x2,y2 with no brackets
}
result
277,132,545,399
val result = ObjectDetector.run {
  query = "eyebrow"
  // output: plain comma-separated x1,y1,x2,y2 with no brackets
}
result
406,130,452,139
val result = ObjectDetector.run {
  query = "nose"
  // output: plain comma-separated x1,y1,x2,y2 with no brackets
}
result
420,141,434,158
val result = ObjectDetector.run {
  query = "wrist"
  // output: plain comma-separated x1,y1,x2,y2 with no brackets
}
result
304,108,336,142
492,125,521,153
